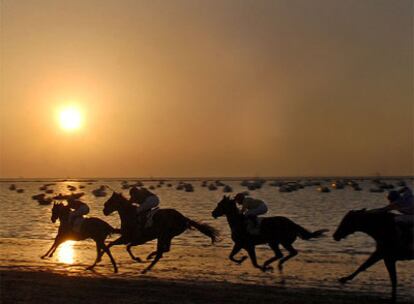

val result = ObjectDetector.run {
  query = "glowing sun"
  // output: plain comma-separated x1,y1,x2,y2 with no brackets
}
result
58,106,82,131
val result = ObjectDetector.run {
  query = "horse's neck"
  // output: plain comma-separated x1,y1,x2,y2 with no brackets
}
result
59,208,70,223
117,200,137,224
225,210,244,231
356,215,391,241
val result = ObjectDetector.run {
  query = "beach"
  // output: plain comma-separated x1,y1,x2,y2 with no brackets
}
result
1,179,413,303
2,267,411,304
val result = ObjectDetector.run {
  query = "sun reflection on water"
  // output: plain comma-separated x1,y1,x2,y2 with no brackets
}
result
57,241,75,264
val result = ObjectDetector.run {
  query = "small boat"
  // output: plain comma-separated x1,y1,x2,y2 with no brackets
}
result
317,186,330,193
16,189,24,193
67,185,77,191
331,181,344,189
352,185,362,191
9,184,16,191
45,189,54,194
92,186,107,197
184,184,194,192
208,184,218,191
38,197,52,205
176,183,184,190
223,185,233,193
32,193,46,200
53,192,85,200
149,185,155,190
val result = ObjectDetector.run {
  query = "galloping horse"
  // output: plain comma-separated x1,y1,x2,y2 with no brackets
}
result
333,209,414,303
212,196,328,272
42,202,119,273
103,191,219,273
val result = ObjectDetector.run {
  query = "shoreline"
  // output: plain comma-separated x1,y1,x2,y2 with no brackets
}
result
1,267,410,304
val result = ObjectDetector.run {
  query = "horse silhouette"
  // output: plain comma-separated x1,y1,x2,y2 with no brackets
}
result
103,191,219,273
334,209,414,303
42,202,119,273
212,195,328,272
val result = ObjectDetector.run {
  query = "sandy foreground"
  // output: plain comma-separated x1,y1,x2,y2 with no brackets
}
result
1,267,410,304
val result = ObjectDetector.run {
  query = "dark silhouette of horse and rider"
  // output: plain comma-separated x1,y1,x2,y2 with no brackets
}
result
42,184,413,303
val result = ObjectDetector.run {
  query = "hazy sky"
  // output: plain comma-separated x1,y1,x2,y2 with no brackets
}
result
1,0,413,178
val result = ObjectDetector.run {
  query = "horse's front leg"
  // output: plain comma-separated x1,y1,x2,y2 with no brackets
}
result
246,245,265,271
339,250,382,283
229,243,247,264
42,236,64,259
384,258,397,303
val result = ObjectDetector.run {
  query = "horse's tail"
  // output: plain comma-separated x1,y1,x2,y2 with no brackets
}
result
186,219,219,243
296,224,328,240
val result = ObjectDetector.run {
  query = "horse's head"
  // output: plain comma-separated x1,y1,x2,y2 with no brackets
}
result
103,191,125,216
333,209,367,241
51,202,65,223
212,195,237,218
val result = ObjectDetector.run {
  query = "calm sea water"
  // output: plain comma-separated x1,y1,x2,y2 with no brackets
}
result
0,179,413,300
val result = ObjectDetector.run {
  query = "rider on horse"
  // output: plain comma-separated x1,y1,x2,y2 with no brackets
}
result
129,187,160,233
234,192,268,232
67,198,90,232
381,186,414,226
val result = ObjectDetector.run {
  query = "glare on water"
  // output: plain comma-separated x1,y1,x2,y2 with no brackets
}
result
57,241,75,264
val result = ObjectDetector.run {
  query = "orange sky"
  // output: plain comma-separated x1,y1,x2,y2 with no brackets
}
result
0,0,413,178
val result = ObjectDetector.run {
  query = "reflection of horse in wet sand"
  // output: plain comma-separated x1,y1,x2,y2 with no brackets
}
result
103,192,219,273
334,209,414,303
42,202,119,273
212,196,328,273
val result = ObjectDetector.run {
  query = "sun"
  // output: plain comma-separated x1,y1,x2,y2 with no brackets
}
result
58,106,82,131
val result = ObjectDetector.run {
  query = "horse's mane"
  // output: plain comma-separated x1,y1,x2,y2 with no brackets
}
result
349,209,396,224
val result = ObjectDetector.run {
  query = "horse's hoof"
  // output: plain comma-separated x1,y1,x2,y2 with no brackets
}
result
41,256,46,259
134,257,144,263
141,269,147,275
339,277,348,284
114,268,118,274
278,264,283,272
262,266,273,272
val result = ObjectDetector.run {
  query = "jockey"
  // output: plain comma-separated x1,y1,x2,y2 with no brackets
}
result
67,198,90,231
129,187,160,228
234,192,268,229
382,187,414,226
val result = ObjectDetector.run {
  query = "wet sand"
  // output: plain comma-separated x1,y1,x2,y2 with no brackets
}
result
1,267,410,304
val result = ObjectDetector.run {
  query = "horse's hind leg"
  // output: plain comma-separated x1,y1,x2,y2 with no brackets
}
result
102,243,118,273
127,244,143,262
87,242,105,271
146,251,158,260
278,242,298,272
263,242,284,269
142,237,171,274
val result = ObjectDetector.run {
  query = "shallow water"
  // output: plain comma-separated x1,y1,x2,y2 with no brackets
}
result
1,179,413,300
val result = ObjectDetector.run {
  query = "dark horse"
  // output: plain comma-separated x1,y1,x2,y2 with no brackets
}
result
42,202,119,273
103,192,219,273
333,209,414,303
212,196,328,272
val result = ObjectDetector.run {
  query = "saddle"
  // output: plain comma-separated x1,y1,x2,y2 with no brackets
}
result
137,207,160,229
245,216,263,235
